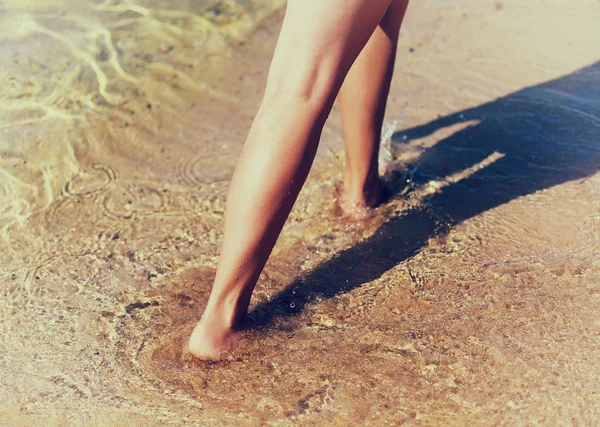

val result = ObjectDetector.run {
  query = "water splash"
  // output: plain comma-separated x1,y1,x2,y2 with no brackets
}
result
379,101,409,176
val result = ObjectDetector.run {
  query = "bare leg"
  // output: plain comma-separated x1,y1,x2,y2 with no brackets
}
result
188,0,394,360
338,0,409,218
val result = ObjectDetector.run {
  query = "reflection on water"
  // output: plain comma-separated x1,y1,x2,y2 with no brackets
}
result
2,0,600,425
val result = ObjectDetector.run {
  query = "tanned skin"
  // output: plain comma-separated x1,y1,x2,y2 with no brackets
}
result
188,0,410,361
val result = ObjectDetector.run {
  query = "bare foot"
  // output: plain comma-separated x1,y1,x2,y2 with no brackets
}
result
187,313,245,361
337,174,384,219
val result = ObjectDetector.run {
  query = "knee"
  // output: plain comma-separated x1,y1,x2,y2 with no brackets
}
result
262,79,334,115
262,57,340,116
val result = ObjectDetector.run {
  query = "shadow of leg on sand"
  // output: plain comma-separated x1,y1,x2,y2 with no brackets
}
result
249,61,600,326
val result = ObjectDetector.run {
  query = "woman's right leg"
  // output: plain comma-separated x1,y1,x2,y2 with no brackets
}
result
188,0,394,361
338,0,409,218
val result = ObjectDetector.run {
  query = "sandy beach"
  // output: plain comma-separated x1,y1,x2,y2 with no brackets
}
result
1,0,600,425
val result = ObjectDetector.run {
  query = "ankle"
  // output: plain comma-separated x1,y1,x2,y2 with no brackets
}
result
343,171,381,199
202,294,247,331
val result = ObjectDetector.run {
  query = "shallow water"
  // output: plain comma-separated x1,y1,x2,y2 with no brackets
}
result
2,0,600,425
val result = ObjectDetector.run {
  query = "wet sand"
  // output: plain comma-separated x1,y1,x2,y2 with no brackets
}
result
1,0,600,425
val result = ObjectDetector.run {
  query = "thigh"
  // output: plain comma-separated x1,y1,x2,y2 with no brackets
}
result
263,0,393,105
